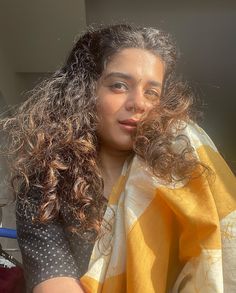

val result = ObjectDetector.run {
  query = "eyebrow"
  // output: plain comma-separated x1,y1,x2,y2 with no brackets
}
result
102,72,162,88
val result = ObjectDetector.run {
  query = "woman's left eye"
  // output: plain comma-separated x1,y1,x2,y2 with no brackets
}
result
109,82,128,91
145,90,160,99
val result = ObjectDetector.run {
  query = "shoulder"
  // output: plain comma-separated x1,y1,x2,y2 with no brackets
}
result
16,185,94,291
16,185,77,226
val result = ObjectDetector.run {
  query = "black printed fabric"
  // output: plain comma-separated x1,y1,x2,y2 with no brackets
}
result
16,187,96,292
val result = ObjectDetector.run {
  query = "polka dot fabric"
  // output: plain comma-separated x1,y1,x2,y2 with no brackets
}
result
16,187,96,292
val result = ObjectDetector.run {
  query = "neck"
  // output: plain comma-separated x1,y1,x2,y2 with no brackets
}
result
98,145,132,182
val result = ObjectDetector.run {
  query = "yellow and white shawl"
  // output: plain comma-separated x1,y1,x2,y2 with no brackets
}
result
80,123,236,292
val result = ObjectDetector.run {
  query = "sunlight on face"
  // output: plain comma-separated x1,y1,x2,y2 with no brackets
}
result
96,48,165,152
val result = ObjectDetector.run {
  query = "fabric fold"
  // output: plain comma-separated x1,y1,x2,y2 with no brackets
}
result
80,123,236,292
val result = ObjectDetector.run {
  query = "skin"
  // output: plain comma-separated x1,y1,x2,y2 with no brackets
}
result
34,277,85,293
96,48,165,199
33,48,165,292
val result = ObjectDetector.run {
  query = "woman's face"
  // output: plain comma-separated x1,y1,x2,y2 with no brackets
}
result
96,48,165,151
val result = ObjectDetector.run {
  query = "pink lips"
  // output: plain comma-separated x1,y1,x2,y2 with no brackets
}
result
118,119,139,132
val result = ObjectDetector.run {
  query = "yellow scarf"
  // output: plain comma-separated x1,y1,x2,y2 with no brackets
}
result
80,123,236,292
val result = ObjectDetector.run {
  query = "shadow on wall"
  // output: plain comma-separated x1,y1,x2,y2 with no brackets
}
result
0,90,13,204
0,90,21,262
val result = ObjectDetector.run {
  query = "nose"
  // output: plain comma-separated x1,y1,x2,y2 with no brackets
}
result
125,88,147,113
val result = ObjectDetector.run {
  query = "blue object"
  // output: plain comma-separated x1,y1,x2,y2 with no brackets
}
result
0,228,17,239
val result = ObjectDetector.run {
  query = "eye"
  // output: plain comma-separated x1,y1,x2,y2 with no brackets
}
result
145,89,160,100
109,82,128,92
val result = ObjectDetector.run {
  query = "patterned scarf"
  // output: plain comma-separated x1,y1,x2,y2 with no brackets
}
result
80,123,236,292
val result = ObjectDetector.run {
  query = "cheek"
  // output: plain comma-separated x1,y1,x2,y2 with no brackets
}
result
144,102,156,115
97,96,122,120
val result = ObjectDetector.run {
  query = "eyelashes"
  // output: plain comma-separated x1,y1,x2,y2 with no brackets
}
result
145,89,160,99
109,82,128,91
108,82,160,101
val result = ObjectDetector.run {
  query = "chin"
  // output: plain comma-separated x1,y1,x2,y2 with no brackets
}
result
114,140,134,151
100,134,134,151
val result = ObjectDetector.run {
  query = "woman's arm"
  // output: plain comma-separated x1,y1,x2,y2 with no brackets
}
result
33,277,85,293
16,186,89,292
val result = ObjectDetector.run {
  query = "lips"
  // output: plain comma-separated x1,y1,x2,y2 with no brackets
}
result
119,119,138,126
118,119,139,132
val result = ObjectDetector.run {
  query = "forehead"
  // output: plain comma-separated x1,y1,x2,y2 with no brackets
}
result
102,48,165,81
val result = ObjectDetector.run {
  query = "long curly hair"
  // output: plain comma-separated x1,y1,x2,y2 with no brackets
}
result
0,24,204,239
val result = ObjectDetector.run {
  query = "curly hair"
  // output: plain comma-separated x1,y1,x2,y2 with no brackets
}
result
0,23,204,239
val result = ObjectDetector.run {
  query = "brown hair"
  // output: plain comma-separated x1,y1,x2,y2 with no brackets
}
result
0,24,205,239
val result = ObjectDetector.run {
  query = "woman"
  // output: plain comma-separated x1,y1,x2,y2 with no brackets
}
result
1,24,235,292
